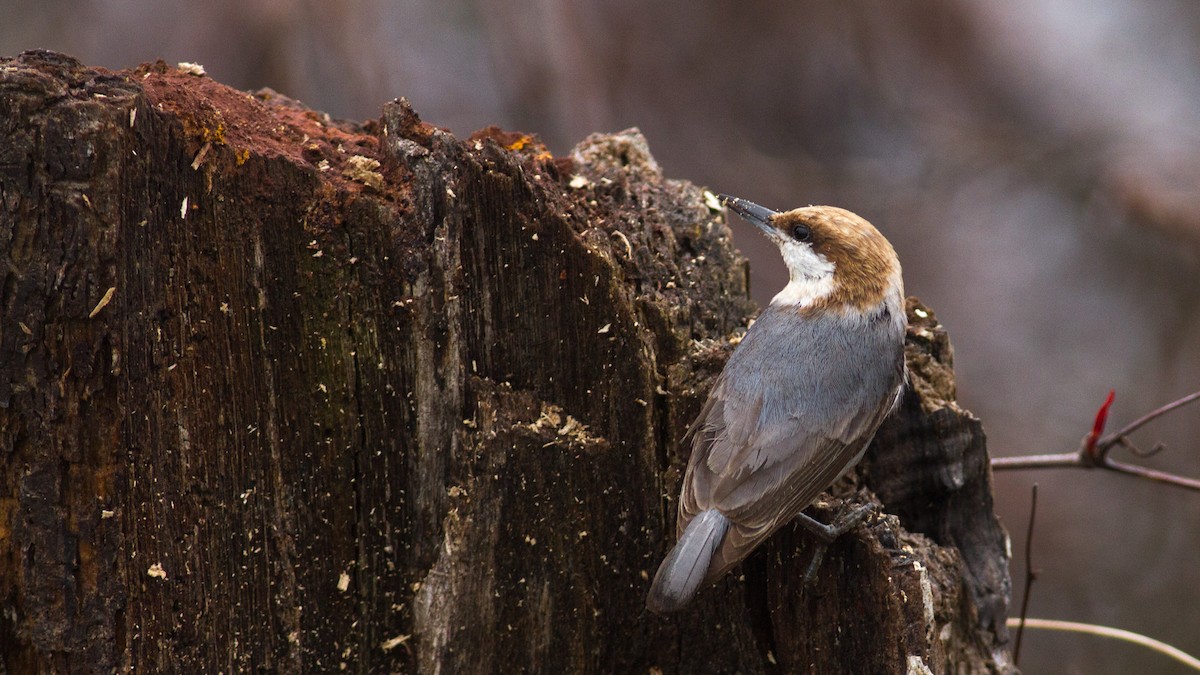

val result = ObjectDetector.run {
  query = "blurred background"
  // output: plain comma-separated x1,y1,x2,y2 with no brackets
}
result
6,1,1200,671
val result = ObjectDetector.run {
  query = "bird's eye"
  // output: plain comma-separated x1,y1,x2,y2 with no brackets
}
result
790,224,812,242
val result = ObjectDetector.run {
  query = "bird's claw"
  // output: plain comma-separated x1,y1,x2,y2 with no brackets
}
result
795,500,878,585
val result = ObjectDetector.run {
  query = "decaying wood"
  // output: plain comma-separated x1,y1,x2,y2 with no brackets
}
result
0,50,1014,673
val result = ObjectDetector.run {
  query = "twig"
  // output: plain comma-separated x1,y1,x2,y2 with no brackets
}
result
1101,389,1200,445
1004,618,1200,671
992,389,1200,492
1102,459,1200,491
991,452,1082,470
1115,437,1165,458
1013,484,1038,666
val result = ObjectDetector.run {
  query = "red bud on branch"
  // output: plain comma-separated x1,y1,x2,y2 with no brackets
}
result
1084,389,1116,460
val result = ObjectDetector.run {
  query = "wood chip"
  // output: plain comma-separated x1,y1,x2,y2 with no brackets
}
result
88,286,116,318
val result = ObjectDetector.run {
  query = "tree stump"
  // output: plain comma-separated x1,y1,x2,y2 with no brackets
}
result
0,50,1014,673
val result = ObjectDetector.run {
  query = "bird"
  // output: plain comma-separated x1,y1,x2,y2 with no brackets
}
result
645,194,907,614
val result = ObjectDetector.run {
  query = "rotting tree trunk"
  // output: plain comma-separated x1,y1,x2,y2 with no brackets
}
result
0,50,1015,673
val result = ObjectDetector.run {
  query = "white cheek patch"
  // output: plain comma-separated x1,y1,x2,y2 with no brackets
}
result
770,242,836,308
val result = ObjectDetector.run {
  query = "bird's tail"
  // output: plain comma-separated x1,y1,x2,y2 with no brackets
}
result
646,509,731,613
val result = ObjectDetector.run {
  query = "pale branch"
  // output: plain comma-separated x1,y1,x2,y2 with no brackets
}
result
1005,618,1200,671
991,389,1200,492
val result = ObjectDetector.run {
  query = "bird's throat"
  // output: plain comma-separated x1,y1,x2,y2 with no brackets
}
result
771,274,836,308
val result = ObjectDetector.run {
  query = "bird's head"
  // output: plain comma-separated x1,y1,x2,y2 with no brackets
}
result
718,194,903,315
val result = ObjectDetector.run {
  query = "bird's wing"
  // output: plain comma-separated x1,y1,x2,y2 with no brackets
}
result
678,310,903,583
682,388,885,584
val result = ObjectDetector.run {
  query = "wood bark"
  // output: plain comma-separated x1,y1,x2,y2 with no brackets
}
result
0,50,1014,673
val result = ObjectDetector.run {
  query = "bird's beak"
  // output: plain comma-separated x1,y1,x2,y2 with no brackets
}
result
716,194,781,240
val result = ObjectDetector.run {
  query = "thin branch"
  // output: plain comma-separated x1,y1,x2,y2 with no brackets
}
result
1005,618,1200,671
1115,436,1165,459
1104,458,1200,491
991,453,1082,470
992,389,1200,492
1099,389,1200,446
1013,484,1038,666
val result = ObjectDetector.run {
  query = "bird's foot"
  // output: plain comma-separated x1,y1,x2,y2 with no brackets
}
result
794,499,877,585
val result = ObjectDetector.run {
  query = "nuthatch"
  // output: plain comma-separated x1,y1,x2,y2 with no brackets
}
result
646,195,907,613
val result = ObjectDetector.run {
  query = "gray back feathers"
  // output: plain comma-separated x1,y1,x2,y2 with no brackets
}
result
678,302,905,586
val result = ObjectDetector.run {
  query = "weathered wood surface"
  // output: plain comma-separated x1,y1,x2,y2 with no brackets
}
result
0,50,1013,673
